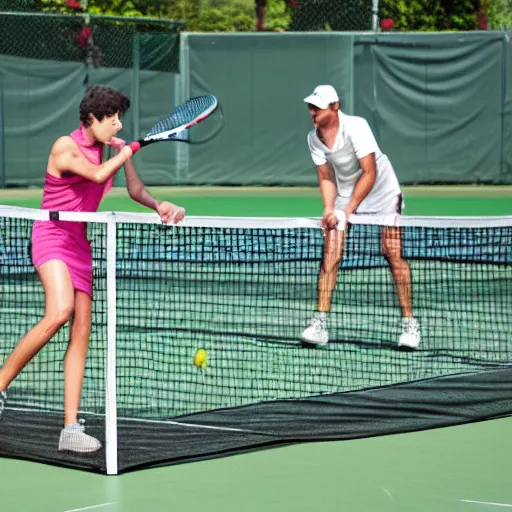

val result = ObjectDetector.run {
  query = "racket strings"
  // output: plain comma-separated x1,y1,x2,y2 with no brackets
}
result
145,96,217,138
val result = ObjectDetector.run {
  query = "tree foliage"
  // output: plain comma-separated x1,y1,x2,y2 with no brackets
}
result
149,0,255,32
9,0,503,33
256,0,292,32
486,0,512,29
379,0,478,31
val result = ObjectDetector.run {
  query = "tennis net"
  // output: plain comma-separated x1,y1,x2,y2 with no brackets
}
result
0,206,511,474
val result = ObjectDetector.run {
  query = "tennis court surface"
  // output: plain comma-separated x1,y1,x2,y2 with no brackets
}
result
0,186,511,511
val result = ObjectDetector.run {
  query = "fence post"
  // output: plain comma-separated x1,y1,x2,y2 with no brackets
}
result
372,0,379,31
500,32,509,184
0,82,4,188
175,33,190,184
132,32,140,142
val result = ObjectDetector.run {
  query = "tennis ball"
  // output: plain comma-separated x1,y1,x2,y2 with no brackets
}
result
194,348,207,368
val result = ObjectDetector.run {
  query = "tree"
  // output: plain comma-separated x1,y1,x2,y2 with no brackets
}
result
141,0,254,32
255,0,292,31
23,0,499,33
486,0,512,29
288,0,372,31
379,0,478,31
87,1,143,17
34,0,144,16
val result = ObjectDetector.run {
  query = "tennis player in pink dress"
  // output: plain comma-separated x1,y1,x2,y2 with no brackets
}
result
0,86,185,453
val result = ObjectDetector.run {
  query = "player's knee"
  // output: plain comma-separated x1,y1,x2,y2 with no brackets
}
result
321,256,341,274
382,240,397,259
45,305,74,329
383,248,405,269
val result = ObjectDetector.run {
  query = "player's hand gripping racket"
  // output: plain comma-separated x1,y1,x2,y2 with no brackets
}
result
129,94,222,154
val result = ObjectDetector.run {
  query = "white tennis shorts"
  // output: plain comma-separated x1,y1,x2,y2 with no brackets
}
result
335,193,404,215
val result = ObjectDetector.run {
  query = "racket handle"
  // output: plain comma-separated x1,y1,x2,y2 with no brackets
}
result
129,141,141,154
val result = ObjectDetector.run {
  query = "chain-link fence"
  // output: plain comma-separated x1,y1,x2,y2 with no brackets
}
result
287,0,374,31
0,1,184,73
256,0,375,32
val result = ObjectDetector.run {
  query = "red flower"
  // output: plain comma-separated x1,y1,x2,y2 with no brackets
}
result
66,0,82,9
380,18,394,31
74,26,92,49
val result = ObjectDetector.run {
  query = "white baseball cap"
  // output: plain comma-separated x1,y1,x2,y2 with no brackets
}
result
304,85,339,109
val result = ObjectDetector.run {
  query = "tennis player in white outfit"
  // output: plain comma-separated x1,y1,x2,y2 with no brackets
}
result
301,85,421,349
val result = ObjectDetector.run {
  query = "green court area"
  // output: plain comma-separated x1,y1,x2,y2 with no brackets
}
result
0,185,511,216
1,417,511,512
0,185,511,511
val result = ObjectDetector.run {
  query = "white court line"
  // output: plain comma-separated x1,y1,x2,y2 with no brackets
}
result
64,503,115,512
460,500,512,508
7,405,261,434
118,415,262,434
382,488,394,500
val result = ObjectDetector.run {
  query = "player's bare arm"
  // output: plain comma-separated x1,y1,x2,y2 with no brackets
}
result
124,158,185,224
343,152,377,218
49,136,133,184
317,163,338,229
124,158,159,210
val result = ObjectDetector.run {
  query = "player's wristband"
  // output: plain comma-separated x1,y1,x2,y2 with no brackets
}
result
129,141,141,154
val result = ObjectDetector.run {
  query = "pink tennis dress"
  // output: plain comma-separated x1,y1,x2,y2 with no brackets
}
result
31,125,113,297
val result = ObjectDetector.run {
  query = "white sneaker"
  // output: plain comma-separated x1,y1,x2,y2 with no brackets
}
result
301,314,329,345
0,391,6,419
398,317,421,349
58,420,102,453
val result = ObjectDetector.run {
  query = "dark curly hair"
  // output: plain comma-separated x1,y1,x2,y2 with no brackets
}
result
79,86,130,127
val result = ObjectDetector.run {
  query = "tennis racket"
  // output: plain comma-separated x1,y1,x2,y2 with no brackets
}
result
129,94,221,153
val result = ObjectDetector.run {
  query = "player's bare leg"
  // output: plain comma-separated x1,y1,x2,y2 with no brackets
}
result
0,261,74,390
382,226,421,349
0,260,75,421
301,229,346,345
318,228,346,311
59,290,101,453
64,291,91,427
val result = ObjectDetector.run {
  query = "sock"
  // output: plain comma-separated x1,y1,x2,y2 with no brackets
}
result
315,311,327,322
64,423,82,432
403,317,418,329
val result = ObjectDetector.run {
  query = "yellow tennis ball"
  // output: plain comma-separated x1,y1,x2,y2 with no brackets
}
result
194,348,207,368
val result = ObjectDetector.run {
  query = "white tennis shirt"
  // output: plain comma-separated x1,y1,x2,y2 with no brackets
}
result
307,111,401,213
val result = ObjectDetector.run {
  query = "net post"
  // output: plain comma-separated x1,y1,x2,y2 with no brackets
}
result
105,212,118,475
